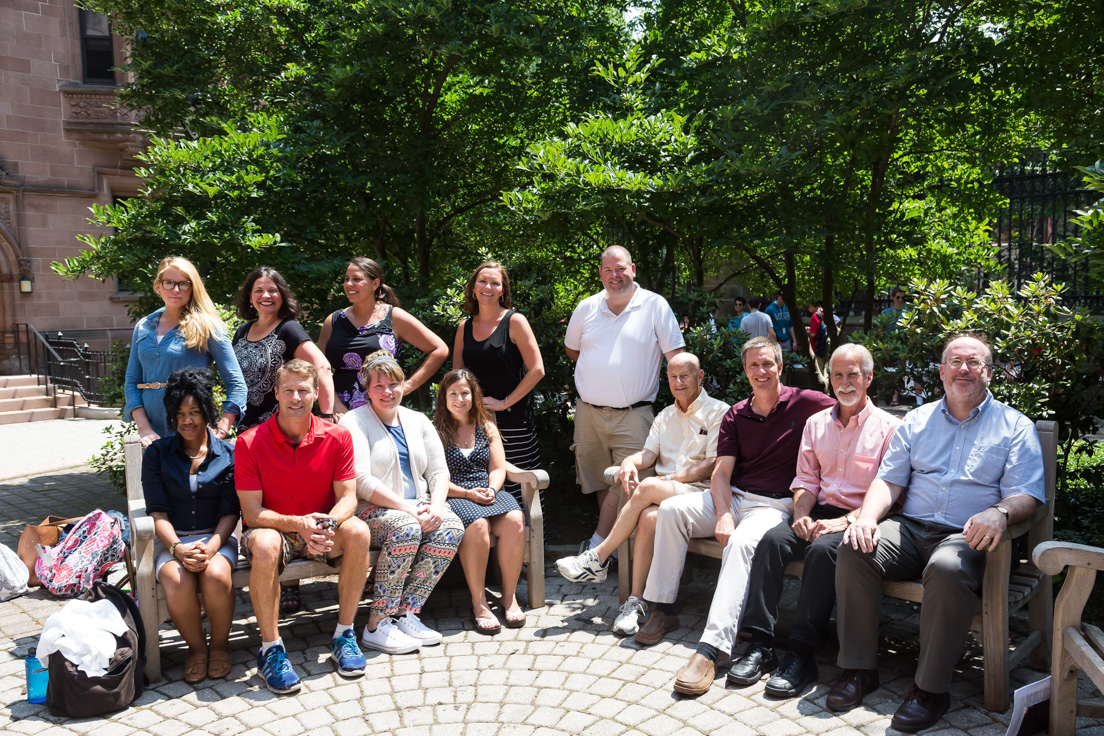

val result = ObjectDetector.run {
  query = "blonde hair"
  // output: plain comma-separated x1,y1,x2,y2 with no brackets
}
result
155,256,226,352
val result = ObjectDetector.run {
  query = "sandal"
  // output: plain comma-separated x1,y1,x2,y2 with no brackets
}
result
475,613,502,635
207,646,232,680
503,606,526,629
184,650,208,684
280,584,301,614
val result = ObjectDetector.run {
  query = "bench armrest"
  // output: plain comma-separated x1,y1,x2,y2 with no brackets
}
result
505,463,549,530
1006,503,1048,540
1033,540,1104,576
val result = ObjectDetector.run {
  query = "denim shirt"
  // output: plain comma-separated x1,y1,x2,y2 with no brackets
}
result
141,428,239,533
124,308,247,438
877,391,1045,528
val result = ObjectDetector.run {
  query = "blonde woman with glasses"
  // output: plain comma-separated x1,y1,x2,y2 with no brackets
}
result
124,256,247,448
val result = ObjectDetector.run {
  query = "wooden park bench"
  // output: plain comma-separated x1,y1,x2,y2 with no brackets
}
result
1033,540,1104,735
611,418,1057,712
125,435,548,682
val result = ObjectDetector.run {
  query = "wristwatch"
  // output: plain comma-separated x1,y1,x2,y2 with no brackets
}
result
845,514,857,525
993,505,1010,519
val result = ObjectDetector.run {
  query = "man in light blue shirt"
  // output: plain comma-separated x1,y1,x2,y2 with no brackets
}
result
827,332,1044,733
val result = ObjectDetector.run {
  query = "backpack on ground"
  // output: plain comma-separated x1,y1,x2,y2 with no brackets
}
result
45,581,146,717
35,510,124,598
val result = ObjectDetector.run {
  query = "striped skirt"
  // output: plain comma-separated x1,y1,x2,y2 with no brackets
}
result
499,420,543,512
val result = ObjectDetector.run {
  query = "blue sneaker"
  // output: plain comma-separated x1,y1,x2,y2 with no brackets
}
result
331,629,367,677
257,644,301,694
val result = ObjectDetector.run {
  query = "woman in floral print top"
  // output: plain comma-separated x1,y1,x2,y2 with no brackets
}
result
317,257,448,420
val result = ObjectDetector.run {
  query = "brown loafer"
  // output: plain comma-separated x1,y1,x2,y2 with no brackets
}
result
826,668,879,712
634,610,679,646
207,646,232,679
891,685,950,733
184,650,208,684
673,653,715,696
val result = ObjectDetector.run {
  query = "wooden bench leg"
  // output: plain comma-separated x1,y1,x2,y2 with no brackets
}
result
618,536,632,604
981,540,1011,712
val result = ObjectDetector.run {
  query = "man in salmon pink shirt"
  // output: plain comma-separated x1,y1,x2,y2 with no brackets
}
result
727,343,899,698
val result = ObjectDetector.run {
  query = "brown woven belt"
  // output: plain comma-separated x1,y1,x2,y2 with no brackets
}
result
137,382,168,389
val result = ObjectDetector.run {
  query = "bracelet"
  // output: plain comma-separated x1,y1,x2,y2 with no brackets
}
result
170,541,181,558
320,412,335,420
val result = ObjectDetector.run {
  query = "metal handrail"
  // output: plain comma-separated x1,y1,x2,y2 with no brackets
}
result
12,323,113,405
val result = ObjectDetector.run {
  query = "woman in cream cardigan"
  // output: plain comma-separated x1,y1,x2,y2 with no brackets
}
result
340,351,464,654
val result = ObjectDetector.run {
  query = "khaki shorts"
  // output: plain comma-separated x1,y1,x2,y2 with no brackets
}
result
572,401,654,494
241,527,338,574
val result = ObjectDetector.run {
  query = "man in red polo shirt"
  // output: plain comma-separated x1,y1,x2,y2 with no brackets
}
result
236,359,372,693
634,336,836,696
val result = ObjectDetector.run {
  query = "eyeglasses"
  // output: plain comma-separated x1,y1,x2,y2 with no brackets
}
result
944,357,989,370
160,278,192,291
893,295,905,301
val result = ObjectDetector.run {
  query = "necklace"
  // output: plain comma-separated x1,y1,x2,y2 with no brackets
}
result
186,446,208,459
455,425,476,449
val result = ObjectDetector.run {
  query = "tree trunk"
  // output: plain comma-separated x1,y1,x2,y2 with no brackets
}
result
689,235,704,289
783,250,808,357
415,211,429,283
821,233,837,354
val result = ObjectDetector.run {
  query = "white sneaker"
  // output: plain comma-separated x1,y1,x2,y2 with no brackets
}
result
395,612,443,646
612,596,647,636
555,548,610,583
360,618,421,654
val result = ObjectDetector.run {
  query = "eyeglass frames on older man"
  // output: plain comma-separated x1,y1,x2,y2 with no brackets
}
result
943,357,990,370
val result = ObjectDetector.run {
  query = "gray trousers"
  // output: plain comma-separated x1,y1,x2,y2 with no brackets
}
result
835,515,985,693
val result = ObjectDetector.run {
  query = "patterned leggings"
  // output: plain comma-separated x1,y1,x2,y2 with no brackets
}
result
358,505,464,616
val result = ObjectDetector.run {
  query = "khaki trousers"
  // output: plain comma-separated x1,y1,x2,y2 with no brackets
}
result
643,488,792,654
835,515,986,693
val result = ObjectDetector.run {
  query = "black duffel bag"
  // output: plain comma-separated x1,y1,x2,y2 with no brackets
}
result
46,581,146,717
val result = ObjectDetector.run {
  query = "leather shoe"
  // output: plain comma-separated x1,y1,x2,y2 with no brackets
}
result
764,651,818,698
727,642,778,686
891,685,950,733
826,668,879,712
634,610,678,646
673,653,715,696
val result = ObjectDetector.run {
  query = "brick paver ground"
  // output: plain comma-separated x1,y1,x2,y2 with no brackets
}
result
2,466,1101,736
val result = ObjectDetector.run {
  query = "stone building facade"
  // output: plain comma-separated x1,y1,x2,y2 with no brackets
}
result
1,0,141,357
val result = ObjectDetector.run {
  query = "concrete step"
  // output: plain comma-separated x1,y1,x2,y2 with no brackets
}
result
0,375,41,389
0,396,56,412
0,384,54,400
0,406,77,425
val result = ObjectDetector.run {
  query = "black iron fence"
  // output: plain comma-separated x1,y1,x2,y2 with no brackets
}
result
989,158,1102,309
13,323,114,405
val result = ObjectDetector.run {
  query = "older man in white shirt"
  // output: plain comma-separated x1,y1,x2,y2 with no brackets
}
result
555,353,727,635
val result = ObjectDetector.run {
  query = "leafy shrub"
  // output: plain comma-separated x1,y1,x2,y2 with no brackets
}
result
852,274,1104,446
1055,440,1104,548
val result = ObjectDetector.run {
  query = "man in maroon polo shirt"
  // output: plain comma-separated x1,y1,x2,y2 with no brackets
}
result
236,359,372,692
633,336,835,696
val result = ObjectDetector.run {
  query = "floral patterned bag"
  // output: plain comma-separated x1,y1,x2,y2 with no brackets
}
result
35,510,124,598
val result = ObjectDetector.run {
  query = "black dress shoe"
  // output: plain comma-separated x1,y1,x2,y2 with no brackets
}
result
891,685,950,733
826,668,880,712
764,652,818,698
726,642,778,686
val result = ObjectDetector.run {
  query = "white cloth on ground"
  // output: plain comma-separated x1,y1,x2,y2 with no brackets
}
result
37,598,127,676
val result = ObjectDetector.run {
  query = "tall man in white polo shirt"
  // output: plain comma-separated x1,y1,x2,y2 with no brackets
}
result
565,246,685,556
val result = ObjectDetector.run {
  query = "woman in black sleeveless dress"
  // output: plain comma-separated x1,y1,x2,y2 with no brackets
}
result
318,257,448,420
452,262,545,509
434,369,526,633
